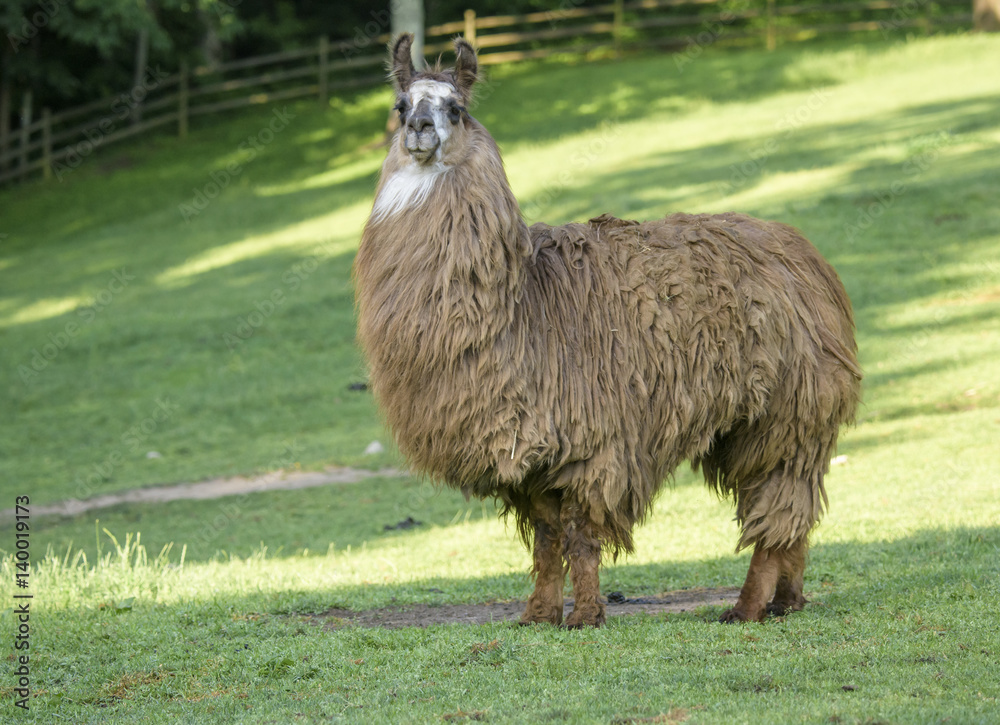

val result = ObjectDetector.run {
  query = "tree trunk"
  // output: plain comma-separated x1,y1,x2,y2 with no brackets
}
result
391,0,425,69
132,28,150,124
199,6,223,69
974,0,1000,31
387,0,425,138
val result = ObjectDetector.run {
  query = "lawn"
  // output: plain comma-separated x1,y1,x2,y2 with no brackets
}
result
1,32,999,724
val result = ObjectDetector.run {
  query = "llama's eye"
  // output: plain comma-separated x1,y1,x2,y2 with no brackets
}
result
394,100,409,118
447,104,463,124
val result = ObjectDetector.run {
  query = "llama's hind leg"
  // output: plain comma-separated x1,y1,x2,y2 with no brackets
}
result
720,539,808,622
561,501,606,629
519,492,565,626
768,536,808,616
720,544,782,623
717,448,824,622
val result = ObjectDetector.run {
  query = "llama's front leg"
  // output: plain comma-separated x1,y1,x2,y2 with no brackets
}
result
561,501,606,629
519,492,565,626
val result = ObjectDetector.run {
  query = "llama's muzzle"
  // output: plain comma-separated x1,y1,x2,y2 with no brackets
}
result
404,111,440,162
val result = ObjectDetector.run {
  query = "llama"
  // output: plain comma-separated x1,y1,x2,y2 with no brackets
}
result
354,35,862,627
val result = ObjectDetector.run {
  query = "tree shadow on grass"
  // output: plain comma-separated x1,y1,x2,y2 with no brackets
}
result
19,464,997,661
25,526,997,725
292,525,1000,627
477,37,882,150
520,94,999,240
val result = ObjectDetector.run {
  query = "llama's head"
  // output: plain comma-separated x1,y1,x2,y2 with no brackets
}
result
389,34,479,166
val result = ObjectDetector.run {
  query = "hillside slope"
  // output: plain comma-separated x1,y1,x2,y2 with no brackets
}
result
1,35,998,507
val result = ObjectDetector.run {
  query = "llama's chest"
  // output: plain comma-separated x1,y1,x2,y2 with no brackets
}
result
375,348,528,486
358,281,527,477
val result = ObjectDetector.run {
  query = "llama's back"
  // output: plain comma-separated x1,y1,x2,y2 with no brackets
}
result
612,211,862,547
550,211,861,428
524,211,861,550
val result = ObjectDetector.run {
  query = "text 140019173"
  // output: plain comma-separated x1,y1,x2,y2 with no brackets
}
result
13,496,31,711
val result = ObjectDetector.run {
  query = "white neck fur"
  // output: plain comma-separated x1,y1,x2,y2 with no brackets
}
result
371,162,448,220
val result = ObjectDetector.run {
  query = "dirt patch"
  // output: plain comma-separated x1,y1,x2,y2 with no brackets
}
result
318,587,741,629
5,465,404,519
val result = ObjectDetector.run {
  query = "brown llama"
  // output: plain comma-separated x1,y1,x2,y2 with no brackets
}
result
353,35,862,627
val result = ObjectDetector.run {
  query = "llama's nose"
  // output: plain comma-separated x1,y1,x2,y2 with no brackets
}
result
407,113,434,133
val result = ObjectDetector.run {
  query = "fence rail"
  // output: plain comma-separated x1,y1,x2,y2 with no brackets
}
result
0,0,972,186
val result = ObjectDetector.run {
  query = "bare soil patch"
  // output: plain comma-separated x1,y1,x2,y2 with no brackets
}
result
318,587,741,629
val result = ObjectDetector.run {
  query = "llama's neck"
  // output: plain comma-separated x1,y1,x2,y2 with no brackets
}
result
358,126,532,354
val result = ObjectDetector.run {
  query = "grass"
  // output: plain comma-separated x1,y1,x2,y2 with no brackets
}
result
1,32,999,723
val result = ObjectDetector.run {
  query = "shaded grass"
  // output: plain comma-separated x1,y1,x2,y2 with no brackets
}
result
3,521,997,723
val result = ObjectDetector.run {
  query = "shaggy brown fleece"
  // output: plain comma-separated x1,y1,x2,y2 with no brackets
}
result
353,35,862,626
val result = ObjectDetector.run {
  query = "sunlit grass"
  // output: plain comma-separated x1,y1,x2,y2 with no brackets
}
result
154,208,366,287
0,295,86,327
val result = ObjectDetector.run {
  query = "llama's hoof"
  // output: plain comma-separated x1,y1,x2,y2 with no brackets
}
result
561,619,604,630
518,615,561,627
518,606,563,627
719,607,744,623
562,608,606,629
766,597,806,617
719,606,765,624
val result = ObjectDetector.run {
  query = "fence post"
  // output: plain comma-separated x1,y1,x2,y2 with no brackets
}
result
613,0,624,58
464,9,477,44
18,90,32,177
42,108,52,181
766,0,776,51
178,61,188,139
318,35,329,107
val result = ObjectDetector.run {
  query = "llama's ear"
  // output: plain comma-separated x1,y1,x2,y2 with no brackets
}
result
390,33,416,92
452,37,479,103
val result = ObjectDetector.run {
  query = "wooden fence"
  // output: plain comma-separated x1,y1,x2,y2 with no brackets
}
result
0,0,973,186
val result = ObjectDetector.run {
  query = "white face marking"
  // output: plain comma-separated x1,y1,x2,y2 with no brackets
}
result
371,162,447,220
406,79,459,156
409,79,454,103
370,79,462,220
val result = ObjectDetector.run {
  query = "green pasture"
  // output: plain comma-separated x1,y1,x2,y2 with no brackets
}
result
1,33,999,723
